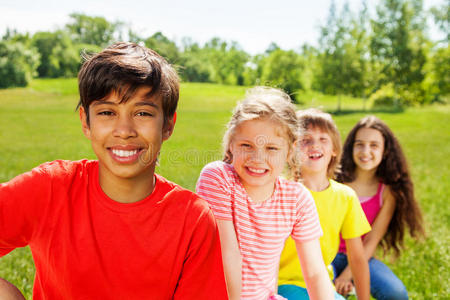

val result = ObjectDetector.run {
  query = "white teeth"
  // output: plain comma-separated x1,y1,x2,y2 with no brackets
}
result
248,167,266,174
309,153,322,158
112,149,138,157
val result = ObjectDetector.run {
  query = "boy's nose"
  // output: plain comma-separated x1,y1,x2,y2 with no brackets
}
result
113,116,138,138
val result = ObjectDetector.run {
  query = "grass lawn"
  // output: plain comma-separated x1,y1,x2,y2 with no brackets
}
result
0,79,449,299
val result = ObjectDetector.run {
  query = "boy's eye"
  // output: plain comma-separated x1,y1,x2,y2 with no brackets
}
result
136,111,153,117
267,146,279,151
98,111,114,116
240,143,251,148
300,138,311,146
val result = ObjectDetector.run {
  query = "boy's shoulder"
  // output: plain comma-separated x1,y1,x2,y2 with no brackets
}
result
155,173,213,214
329,179,358,198
8,159,96,185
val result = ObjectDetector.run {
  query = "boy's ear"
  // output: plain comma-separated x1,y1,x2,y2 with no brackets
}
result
162,113,176,141
79,107,91,140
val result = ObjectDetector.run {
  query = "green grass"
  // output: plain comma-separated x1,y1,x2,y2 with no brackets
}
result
0,78,449,299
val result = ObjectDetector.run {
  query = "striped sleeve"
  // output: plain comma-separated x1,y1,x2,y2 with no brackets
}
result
291,185,323,242
196,162,233,221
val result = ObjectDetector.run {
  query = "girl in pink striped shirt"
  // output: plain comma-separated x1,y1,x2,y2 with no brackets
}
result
196,87,334,300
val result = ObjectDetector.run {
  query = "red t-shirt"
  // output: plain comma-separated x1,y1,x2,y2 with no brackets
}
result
0,160,228,299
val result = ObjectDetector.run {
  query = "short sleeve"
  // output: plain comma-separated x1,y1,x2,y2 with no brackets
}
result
291,186,323,242
195,162,233,221
0,167,50,256
341,189,371,239
173,198,228,299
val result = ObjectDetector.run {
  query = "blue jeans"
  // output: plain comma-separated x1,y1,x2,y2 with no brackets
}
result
331,253,408,300
278,284,345,300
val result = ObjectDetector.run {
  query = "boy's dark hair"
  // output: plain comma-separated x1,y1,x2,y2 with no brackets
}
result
77,42,179,125
338,115,425,256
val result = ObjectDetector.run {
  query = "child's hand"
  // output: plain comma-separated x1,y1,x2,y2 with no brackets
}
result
334,272,354,296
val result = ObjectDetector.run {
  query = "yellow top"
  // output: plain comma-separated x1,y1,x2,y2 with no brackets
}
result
278,179,371,287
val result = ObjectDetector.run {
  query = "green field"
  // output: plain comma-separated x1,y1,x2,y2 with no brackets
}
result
0,79,449,299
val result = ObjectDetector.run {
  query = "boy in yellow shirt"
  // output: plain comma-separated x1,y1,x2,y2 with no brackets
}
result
278,109,371,300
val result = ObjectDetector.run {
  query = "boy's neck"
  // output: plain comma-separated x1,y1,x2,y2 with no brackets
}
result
98,166,156,203
301,171,330,192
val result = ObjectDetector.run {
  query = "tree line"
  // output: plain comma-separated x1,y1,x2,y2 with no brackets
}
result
1,0,448,106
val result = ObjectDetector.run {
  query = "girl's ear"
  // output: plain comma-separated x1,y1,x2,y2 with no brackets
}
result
79,107,91,140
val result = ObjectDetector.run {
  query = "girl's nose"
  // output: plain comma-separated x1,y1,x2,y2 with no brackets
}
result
250,148,265,162
113,116,138,138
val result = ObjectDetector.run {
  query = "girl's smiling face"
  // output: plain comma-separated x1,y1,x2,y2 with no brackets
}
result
229,118,291,201
353,127,385,172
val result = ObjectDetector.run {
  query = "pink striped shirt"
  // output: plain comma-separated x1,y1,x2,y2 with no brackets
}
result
196,161,322,300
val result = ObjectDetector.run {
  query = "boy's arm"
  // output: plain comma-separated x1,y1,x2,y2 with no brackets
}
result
339,237,370,300
0,278,26,300
173,211,229,300
216,219,242,300
295,239,334,300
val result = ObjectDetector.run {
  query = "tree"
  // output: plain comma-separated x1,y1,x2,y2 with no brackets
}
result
179,38,211,82
0,41,40,88
430,0,449,43
65,13,121,46
32,31,81,78
260,49,304,100
370,0,427,104
203,38,249,85
144,32,181,64
314,1,370,98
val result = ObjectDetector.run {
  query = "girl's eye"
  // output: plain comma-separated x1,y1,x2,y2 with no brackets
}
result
268,147,279,151
240,143,251,148
371,143,379,148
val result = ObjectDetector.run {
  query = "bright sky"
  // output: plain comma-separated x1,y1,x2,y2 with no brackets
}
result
0,0,445,54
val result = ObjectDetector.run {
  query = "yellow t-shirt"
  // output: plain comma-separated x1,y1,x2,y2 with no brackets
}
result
278,179,371,287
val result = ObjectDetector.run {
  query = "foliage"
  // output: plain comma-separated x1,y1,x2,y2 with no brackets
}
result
260,49,304,100
0,41,40,88
65,13,123,47
370,0,427,102
145,32,181,64
204,38,249,85
314,1,371,98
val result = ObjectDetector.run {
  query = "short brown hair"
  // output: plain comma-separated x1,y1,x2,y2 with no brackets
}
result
77,42,179,125
294,108,341,180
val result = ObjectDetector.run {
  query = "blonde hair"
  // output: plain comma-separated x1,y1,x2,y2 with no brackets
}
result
292,108,341,181
222,86,299,170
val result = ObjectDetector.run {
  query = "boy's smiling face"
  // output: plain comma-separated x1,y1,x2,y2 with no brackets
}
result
80,86,173,185
298,126,336,177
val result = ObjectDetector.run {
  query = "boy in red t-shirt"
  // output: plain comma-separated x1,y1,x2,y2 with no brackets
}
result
0,42,228,299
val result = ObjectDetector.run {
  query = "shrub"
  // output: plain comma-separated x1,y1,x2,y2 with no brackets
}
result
0,41,40,88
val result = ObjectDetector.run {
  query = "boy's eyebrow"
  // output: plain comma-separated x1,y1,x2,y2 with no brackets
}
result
91,100,116,106
135,101,159,108
91,100,159,108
